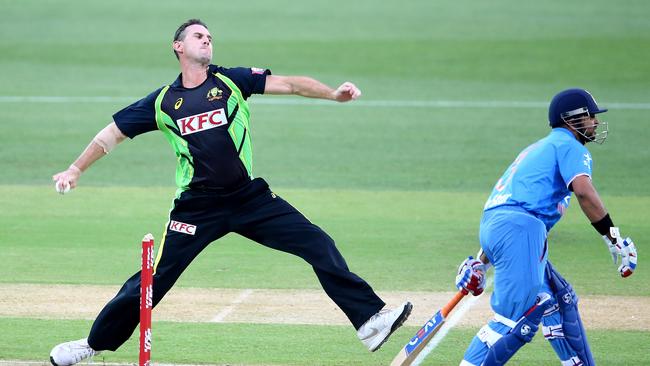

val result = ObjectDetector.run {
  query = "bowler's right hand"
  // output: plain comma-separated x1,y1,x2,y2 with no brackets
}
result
52,165,82,194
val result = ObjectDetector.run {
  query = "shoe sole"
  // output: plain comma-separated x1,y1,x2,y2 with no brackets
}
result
371,301,413,352
50,356,61,366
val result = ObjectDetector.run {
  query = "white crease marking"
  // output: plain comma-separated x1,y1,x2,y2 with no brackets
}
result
210,289,254,323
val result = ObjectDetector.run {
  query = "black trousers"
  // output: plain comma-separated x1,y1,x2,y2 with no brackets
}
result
87,178,385,351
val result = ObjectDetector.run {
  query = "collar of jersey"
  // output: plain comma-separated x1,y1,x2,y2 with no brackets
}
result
171,64,218,89
551,127,577,140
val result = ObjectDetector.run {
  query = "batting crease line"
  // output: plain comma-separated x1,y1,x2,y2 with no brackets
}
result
0,96,649,110
209,289,254,323
412,277,493,366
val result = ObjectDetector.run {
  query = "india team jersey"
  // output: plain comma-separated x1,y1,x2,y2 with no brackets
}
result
483,128,593,231
112,65,270,191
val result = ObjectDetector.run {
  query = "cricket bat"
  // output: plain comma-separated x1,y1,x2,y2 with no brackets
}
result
389,290,466,366
390,250,489,366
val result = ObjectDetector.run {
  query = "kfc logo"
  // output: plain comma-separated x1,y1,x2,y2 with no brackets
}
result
169,220,197,235
176,109,227,136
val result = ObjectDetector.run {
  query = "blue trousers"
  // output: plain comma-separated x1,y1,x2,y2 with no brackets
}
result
481,206,548,319
463,206,548,365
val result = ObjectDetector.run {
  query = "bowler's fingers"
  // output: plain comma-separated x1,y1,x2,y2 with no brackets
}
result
336,82,361,101
55,179,70,194
52,171,77,194
343,82,362,99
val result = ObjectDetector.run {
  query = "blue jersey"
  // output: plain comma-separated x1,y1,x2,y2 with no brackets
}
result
483,128,593,231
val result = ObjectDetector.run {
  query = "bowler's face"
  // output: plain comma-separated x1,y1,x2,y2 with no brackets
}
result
176,24,213,64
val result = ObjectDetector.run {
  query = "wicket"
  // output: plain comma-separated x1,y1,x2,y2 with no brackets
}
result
140,234,154,366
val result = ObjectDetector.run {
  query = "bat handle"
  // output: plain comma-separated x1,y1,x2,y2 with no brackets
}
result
441,291,466,318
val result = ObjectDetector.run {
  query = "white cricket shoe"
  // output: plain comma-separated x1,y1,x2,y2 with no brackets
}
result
357,301,413,352
50,338,100,366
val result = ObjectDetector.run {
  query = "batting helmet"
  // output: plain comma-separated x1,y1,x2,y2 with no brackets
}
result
548,88,608,128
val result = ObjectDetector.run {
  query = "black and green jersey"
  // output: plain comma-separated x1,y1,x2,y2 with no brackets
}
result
113,65,270,192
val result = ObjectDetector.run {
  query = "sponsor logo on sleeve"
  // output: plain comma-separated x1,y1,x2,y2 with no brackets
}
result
251,67,266,74
176,108,227,135
169,220,197,235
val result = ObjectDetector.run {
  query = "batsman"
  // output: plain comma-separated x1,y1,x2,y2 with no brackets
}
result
455,88,638,366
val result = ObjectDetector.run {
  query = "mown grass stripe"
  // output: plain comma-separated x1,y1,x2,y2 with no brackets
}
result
1,96,649,110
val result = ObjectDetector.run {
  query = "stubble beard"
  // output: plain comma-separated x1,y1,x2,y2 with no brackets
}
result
189,47,212,67
198,55,211,66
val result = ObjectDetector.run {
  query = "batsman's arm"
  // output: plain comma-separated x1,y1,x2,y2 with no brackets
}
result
572,175,637,276
571,175,611,235
52,122,126,193
264,75,361,102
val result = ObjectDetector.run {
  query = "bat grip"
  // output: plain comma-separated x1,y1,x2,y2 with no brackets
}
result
441,291,466,317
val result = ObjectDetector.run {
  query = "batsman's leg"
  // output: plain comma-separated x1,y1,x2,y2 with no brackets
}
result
542,302,585,366
460,209,547,366
481,293,552,366
543,261,595,366
460,293,553,366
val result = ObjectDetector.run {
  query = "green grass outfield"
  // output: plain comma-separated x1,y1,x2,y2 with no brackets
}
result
1,319,648,366
1,0,649,365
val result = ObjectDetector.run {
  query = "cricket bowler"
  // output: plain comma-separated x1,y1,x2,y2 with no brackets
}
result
49,18,412,366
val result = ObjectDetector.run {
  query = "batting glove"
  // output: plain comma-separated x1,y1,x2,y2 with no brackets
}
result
455,256,486,296
602,227,638,278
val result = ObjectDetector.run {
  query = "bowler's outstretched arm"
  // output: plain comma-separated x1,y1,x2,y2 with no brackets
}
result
264,75,361,102
52,122,127,192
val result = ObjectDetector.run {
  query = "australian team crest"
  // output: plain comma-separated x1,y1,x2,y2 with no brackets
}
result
206,87,223,102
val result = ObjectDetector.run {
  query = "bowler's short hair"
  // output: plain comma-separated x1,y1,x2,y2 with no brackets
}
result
173,19,209,60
